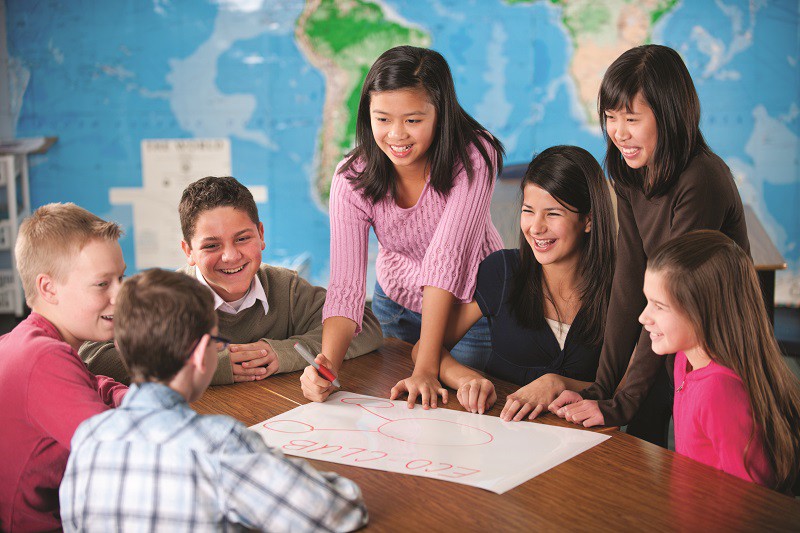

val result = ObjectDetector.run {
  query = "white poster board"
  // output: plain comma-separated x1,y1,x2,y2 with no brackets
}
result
251,392,610,494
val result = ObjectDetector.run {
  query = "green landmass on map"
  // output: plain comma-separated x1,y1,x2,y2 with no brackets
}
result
507,0,679,122
297,0,430,203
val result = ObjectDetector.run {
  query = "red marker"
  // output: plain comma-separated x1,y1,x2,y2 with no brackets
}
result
294,343,340,388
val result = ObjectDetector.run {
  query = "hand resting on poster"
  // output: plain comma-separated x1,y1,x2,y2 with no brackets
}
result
389,374,449,410
500,374,593,422
427,348,496,414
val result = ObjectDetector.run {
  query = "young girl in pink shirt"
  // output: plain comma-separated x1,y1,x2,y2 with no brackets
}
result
639,230,800,493
301,46,505,407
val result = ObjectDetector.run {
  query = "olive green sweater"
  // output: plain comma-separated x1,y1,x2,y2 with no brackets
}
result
80,264,383,385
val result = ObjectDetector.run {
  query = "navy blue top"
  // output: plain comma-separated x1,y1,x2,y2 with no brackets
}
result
473,249,601,386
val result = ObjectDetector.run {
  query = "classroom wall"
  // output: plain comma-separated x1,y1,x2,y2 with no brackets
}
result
0,2,12,140
5,0,800,305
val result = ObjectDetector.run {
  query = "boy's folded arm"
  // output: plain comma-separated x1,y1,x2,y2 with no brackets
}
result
266,302,383,375
79,340,131,384
265,337,317,374
265,271,382,375
210,351,235,386
219,429,368,532
265,273,326,373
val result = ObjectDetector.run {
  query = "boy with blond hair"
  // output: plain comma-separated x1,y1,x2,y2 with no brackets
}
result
61,269,368,532
0,203,128,531
82,175,382,385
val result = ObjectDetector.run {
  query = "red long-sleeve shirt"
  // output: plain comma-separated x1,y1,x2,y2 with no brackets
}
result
0,313,127,532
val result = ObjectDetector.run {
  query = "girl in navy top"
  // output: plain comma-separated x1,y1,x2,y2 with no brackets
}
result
397,145,615,419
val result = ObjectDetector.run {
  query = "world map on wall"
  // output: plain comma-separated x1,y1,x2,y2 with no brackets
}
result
7,0,800,304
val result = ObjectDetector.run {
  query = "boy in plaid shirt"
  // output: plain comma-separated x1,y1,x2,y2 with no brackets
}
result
60,268,367,532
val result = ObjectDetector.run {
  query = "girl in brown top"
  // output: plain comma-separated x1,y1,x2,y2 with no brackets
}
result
548,44,749,447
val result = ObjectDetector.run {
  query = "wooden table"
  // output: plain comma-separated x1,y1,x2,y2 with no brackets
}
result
745,205,787,324
193,338,800,531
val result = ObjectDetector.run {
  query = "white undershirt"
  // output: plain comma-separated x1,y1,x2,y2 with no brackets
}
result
545,318,571,351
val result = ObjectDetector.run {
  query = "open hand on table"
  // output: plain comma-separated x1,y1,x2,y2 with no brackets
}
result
389,372,448,409
228,341,279,383
456,377,496,415
500,373,565,422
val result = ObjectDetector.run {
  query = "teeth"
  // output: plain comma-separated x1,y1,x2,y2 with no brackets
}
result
621,147,639,155
221,265,245,274
101,315,113,320
390,144,411,153
535,239,555,247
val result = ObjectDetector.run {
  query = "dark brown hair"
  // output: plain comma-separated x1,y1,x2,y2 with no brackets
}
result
342,45,504,202
179,176,259,243
510,146,616,346
599,44,709,198
649,230,800,493
115,269,217,382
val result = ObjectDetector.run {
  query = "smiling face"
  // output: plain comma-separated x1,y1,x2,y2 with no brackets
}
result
604,93,658,169
639,269,706,361
181,206,265,302
369,87,437,180
51,238,126,350
520,184,591,270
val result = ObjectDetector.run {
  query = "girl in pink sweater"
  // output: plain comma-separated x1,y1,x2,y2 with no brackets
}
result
301,46,505,407
639,230,800,494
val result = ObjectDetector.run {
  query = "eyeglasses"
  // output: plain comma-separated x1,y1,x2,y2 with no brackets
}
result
187,334,231,359
210,335,231,351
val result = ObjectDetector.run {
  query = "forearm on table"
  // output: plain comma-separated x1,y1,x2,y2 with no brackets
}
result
438,352,481,390
414,286,456,375
321,316,358,372
558,376,594,392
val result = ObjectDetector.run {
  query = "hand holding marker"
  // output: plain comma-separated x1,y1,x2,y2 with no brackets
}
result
294,343,340,388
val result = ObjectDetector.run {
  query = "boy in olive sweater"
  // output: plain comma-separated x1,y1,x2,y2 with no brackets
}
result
81,176,382,385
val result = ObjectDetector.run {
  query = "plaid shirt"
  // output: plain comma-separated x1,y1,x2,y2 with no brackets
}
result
60,383,367,532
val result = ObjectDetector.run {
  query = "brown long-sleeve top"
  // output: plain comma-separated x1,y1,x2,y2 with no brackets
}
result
581,150,750,426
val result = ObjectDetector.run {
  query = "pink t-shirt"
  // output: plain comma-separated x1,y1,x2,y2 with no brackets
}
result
673,351,775,488
323,141,503,332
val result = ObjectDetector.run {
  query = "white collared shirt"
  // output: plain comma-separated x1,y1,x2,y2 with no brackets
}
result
194,267,269,316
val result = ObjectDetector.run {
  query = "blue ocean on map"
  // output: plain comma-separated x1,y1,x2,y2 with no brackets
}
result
6,0,799,303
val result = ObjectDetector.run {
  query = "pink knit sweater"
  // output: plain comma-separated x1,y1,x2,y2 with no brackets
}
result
324,142,503,332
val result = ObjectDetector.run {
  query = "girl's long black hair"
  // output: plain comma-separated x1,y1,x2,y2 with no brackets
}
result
599,44,710,199
509,146,616,347
342,46,504,202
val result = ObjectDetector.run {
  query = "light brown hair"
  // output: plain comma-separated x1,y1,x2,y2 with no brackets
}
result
15,203,121,307
649,230,800,493
115,269,216,383
178,176,259,244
